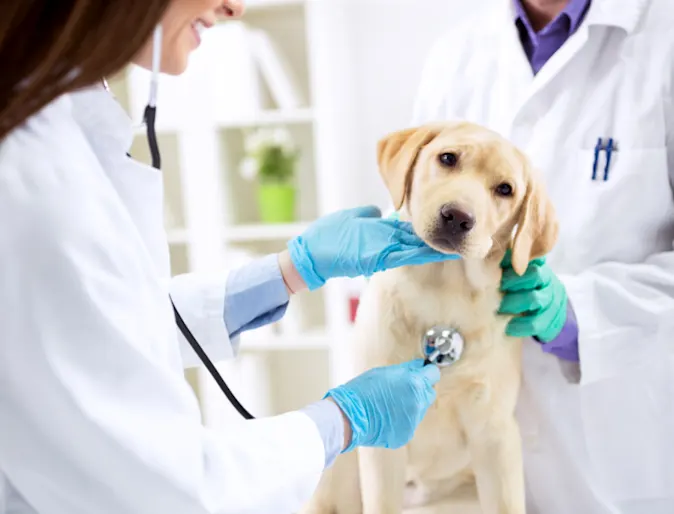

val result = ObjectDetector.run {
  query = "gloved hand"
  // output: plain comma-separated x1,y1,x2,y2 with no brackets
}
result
498,250,568,342
288,206,459,290
325,359,440,452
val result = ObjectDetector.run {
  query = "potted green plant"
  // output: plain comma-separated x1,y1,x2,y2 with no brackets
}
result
239,127,299,224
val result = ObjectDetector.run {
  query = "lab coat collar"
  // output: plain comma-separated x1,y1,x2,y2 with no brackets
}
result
485,0,650,135
583,0,650,34
69,82,135,158
498,0,649,35
512,0,590,35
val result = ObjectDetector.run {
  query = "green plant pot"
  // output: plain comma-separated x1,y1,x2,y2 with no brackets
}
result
257,183,296,223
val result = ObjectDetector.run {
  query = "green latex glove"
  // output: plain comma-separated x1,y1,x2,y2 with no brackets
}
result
498,250,568,342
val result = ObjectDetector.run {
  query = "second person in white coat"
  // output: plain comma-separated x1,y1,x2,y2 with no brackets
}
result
413,0,674,512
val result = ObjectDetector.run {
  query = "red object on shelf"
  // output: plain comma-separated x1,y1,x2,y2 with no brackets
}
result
349,296,360,323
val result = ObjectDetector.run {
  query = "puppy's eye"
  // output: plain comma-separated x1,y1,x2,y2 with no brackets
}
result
438,152,459,167
495,183,513,197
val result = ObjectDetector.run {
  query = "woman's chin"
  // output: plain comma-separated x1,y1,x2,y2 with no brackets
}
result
161,60,189,76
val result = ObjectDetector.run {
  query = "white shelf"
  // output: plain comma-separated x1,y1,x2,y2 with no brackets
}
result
240,330,330,351
224,222,309,242
130,108,314,135
168,223,310,244
245,0,307,12
219,108,314,129
167,228,190,244
132,123,178,137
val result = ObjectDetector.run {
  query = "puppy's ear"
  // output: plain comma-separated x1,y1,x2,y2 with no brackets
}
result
511,168,559,276
376,125,441,210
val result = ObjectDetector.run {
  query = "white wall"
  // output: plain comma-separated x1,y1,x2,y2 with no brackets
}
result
337,0,498,208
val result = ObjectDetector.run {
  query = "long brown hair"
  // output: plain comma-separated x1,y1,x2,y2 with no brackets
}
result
0,0,172,140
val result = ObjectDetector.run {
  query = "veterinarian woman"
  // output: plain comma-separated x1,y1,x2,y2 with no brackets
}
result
413,0,674,513
0,1,459,513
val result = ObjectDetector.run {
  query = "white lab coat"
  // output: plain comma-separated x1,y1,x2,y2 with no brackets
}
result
0,86,325,514
412,0,674,512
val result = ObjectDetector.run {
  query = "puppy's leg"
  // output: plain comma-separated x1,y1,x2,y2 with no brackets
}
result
358,446,407,514
298,467,336,514
463,413,525,514
349,274,417,514
404,496,483,514
299,451,362,514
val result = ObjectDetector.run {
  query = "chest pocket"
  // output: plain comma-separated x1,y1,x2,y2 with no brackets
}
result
559,146,671,270
545,30,674,272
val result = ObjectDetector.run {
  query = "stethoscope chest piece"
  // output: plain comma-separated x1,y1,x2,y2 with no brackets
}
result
421,325,464,367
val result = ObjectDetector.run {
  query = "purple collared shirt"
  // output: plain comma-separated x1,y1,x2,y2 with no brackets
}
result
513,0,589,362
514,0,592,75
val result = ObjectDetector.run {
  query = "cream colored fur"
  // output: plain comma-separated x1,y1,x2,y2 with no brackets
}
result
300,121,558,514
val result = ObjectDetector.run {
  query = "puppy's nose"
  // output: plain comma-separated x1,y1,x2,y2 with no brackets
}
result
439,204,475,235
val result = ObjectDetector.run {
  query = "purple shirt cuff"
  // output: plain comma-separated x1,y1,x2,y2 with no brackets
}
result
537,301,579,362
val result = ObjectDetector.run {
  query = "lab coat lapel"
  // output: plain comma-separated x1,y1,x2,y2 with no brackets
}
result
490,2,534,135
70,86,171,280
522,22,590,108
115,152,172,281
501,0,648,135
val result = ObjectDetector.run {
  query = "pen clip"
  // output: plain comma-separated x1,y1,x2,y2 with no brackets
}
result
603,138,614,181
592,137,603,181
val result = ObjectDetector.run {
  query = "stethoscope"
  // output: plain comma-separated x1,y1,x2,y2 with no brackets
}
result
141,26,256,420
141,27,464,421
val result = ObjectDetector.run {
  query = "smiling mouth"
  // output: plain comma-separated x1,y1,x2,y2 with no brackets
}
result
191,22,204,46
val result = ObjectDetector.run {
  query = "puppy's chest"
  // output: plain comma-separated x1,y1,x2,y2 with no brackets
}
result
379,263,513,398
387,265,515,493
397,265,503,340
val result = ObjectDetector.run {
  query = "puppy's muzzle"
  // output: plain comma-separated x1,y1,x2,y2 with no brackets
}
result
432,203,475,250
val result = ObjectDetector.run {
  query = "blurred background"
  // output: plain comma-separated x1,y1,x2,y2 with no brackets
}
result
108,0,494,429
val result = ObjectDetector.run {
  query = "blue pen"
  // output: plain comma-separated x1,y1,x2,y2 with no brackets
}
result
592,137,603,181
603,138,614,181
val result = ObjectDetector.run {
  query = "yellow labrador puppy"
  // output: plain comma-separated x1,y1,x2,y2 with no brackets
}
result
301,121,558,514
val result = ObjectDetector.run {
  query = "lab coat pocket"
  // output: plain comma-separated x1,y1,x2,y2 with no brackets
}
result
568,146,670,266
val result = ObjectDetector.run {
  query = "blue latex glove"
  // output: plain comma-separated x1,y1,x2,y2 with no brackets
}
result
498,250,568,342
325,359,441,451
288,206,459,290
